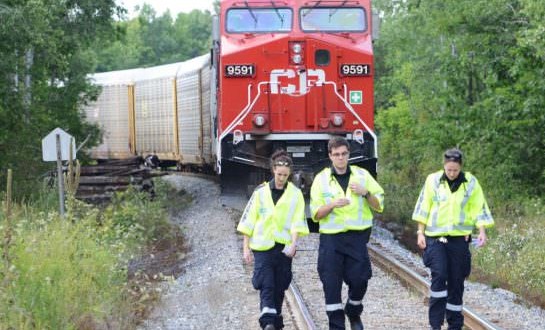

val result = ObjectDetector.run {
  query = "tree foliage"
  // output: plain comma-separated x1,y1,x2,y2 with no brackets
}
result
373,0,545,219
92,5,213,72
0,0,124,197
0,1,213,197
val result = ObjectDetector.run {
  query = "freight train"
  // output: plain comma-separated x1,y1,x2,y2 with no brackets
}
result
84,0,378,194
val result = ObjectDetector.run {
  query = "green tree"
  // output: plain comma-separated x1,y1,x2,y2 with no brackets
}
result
0,0,124,197
93,5,213,72
173,10,213,61
373,0,545,207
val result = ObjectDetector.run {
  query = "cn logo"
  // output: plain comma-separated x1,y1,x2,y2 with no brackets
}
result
269,69,325,95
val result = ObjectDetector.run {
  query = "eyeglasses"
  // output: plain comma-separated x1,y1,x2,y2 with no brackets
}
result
274,161,290,166
331,152,349,158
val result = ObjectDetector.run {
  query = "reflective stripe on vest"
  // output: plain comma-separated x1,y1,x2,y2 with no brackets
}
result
318,169,372,231
459,176,477,224
430,174,442,229
426,173,477,234
248,187,275,248
321,174,335,224
252,183,302,246
354,167,366,226
477,204,493,222
238,192,257,233
281,191,300,237
413,188,429,219
250,218,273,248
320,174,344,232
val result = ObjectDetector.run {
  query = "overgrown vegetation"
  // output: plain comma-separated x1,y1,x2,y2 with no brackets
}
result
472,203,545,306
373,0,545,306
0,178,187,329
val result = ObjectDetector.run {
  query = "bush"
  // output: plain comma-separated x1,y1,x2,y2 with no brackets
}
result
0,178,180,329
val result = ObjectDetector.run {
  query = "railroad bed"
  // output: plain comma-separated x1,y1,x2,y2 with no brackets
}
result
140,175,545,330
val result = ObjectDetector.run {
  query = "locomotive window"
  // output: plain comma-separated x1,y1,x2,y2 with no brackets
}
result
226,8,293,33
315,50,330,66
300,7,366,32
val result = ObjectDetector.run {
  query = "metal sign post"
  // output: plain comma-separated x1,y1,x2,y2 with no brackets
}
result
56,134,66,218
42,128,75,219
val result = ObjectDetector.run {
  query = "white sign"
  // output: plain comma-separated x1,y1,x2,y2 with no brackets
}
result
42,128,76,161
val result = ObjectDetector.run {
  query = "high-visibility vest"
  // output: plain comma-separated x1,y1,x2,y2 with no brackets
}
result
310,166,384,234
412,171,494,236
237,181,309,251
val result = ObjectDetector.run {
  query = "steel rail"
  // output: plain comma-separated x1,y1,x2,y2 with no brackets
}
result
368,243,504,330
286,282,317,330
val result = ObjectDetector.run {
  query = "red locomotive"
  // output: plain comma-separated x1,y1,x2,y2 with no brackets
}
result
214,0,378,192
84,0,377,193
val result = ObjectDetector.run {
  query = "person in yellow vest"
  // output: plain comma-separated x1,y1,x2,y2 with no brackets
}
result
310,137,384,330
412,148,494,330
237,150,309,330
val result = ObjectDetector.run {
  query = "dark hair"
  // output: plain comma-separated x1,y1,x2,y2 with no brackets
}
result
270,149,293,169
444,148,463,164
328,136,350,153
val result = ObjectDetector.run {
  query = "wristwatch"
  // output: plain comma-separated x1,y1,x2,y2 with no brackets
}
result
416,230,424,235
363,192,370,198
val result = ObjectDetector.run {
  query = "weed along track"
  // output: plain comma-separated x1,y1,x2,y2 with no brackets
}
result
140,174,545,330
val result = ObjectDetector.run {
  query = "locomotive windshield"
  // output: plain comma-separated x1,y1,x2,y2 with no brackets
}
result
300,7,366,32
226,8,293,33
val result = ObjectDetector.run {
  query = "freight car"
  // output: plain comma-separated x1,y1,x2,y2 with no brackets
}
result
84,55,214,170
84,0,378,194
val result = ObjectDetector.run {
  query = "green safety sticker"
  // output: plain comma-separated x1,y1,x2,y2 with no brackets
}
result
349,91,363,104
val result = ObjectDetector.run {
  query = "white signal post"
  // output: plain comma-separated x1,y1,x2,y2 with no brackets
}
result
42,128,76,218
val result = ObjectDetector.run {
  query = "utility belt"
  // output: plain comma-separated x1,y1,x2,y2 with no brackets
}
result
426,235,468,244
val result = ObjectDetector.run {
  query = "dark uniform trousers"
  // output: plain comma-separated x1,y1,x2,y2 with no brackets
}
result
318,230,372,330
423,236,471,330
252,243,293,329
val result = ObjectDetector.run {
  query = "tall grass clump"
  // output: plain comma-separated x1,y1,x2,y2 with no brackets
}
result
0,177,178,329
472,198,545,307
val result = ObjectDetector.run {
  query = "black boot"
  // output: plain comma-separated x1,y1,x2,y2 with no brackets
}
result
264,324,276,330
348,316,364,330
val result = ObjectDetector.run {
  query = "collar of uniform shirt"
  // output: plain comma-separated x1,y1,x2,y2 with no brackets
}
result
441,171,467,193
329,165,352,177
269,179,286,191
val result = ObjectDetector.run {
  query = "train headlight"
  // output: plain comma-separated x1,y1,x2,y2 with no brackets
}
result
331,114,344,127
253,114,267,127
289,41,305,65
291,43,302,54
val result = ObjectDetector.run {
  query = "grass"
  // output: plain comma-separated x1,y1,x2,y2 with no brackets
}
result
0,178,188,329
471,202,545,307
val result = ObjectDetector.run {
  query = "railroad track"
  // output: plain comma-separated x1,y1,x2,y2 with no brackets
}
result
286,238,506,330
285,282,317,330
368,241,504,330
